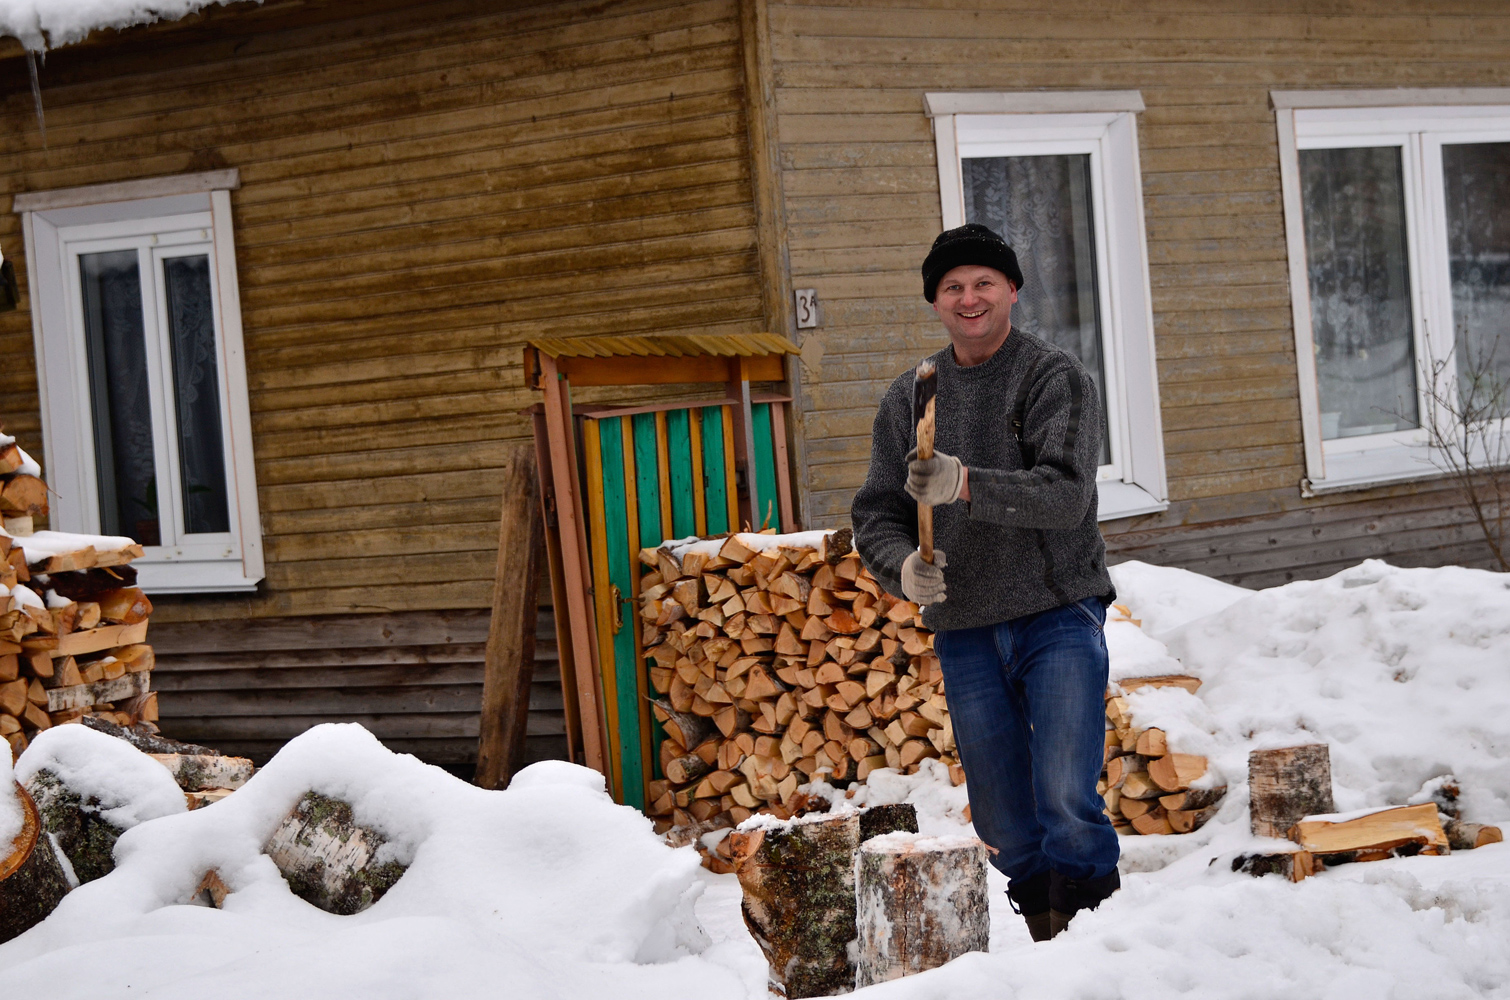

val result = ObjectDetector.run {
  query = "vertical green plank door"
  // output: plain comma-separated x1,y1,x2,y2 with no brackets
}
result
631,413,662,547
700,407,729,535
594,418,645,810
664,409,696,539
751,403,779,532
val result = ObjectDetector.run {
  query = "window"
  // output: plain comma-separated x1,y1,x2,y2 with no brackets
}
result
927,92,1167,521
18,171,263,592
1275,90,1510,493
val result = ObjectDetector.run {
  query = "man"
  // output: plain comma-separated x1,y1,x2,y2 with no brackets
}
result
851,223,1120,942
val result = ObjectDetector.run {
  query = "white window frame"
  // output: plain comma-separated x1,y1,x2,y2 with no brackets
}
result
926,91,1168,521
1274,89,1510,495
18,170,264,593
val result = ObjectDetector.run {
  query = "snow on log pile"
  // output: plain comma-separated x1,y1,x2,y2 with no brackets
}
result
1,429,159,759
639,529,963,840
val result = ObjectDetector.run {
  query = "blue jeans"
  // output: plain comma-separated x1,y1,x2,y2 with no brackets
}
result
934,597,1120,886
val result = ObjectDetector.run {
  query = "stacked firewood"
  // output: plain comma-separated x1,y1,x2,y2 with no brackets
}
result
1099,665,1223,836
640,530,962,833
2,432,157,759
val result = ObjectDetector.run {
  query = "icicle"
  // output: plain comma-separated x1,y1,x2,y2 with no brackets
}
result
27,51,46,147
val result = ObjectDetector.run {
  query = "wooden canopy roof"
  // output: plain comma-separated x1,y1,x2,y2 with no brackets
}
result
524,333,799,387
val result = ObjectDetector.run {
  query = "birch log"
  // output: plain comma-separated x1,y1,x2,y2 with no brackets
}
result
854,833,989,988
22,767,125,884
264,791,408,915
729,812,860,998
0,781,71,943
1249,744,1335,839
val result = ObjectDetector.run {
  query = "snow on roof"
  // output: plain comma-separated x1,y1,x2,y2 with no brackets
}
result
0,0,249,52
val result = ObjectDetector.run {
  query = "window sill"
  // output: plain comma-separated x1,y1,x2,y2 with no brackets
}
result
1097,480,1168,521
135,557,262,594
1302,438,1443,497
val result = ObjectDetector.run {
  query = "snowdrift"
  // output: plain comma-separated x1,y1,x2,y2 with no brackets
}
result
1,558,1507,998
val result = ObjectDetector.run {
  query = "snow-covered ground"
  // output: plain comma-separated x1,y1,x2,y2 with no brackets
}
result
3,559,1508,998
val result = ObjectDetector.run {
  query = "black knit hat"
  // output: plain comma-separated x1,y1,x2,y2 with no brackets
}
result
921,223,1024,302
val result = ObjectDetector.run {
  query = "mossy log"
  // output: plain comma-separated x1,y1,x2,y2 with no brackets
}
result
1,781,71,943
80,715,218,756
729,813,860,998
264,791,407,915
859,803,918,842
22,768,124,884
854,835,990,988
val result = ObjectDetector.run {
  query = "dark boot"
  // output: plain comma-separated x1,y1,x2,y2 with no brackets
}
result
1048,869,1120,937
1006,869,1052,943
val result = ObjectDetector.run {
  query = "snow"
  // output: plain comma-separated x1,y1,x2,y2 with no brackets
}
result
14,447,40,478
0,528,140,562
2,560,1509,998
6,583,43,612
14,726,186,831
666,529,836,561
0,739,20,854
0,0,247,51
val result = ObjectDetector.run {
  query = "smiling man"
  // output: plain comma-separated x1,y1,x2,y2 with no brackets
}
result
851,223,1120,941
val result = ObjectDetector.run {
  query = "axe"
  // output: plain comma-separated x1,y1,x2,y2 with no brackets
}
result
912,359,938,564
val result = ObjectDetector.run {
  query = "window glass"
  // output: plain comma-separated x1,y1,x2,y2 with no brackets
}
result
1300,146,1419,439
1442,141,1510,402
163,254,230,534
80,249,160,544
962,153,1111,464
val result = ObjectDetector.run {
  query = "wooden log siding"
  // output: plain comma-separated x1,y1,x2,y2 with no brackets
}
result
768,0,1510,581
0,0,770,624
149,608,567,766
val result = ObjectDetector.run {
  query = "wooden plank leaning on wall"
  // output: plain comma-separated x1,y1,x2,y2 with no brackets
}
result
475,444,545,790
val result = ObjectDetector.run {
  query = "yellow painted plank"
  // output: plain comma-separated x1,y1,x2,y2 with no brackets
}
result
581,419,623,802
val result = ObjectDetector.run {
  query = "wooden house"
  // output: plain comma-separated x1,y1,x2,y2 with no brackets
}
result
1,0,1507,772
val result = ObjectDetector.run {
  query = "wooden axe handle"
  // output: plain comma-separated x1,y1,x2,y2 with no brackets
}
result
916,396,936,564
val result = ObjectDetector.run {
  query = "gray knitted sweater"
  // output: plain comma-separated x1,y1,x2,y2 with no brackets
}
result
851,331,1114,632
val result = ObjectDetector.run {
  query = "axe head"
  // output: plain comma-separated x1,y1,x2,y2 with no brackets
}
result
912,358,937,430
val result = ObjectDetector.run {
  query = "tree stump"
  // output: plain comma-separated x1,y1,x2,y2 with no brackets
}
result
264,791,408,915
22,768,126,884
854,833,989,988
1,781,71,944
728,812,860,998
1249,744,1334,839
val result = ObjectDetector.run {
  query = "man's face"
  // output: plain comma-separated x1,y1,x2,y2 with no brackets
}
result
931,264,1017,348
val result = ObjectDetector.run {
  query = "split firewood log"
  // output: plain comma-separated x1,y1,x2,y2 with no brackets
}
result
854,833,989,988
264,791,408,915
728,812,860,999
1148,753,1208,793
1289,804,1448,857
1444,820,1503,851
0,781,72,944
1249,744,1335,839
1158,785,1226,812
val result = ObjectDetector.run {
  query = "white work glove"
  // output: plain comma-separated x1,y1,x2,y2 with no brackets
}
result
901,548,947,605
905,448,964,506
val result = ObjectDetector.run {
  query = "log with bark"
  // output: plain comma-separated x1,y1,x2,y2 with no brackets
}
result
20,767,127,884
1249,744,1335,840
0,781,72,943
728,812,861,999
854,833,989,988
264,791,408,915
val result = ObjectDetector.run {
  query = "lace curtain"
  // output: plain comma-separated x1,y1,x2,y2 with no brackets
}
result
1301,146,1419,439
961,154,1111,465
1443,141,1510,398
164,255,230,534
80,250,159,543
